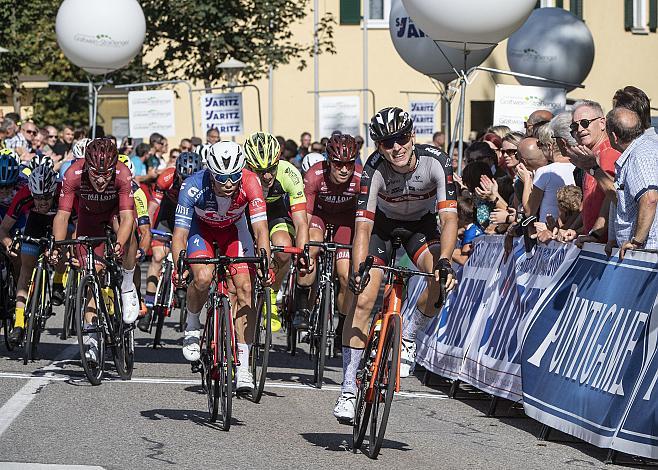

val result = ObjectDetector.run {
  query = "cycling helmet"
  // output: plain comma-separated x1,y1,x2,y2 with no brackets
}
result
243,132,281,170
196,144,211,164
27,164,58,196
326,133,358,162
369,107,413,142
206,141,245,175
0,152,20,185
176,151,203,179
0,147,19,163
301,152,325,173
85,138,118,173
72,138,92,159
117,154,135,176
28,153,54,170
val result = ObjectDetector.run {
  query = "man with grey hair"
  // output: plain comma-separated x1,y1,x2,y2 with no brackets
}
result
2,116,24,151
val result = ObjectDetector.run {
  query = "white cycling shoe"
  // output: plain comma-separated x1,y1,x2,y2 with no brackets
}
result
399,338,417,378
236,368,254,393
333,392,356,424
121,288,140,323
183,328,201,361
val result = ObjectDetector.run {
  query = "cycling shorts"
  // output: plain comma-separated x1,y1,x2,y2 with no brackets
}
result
368,211,440,266
267,198,295,238
186,216,254,276
75,211,118,268
309,211,354,260
21,212,55,257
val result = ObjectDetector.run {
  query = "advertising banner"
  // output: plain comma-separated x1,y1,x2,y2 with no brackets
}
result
201,92,243,136
493,84,566,132
318,96,360,138
128,89,176,138
408,101,436,138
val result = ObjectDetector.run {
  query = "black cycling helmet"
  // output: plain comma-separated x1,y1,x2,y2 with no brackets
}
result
176,151,203,179
369,107,413,142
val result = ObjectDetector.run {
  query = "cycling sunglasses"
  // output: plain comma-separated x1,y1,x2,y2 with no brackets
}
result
251,164,278,175
33,193,54,201
212,171,242,184
330,160,355,169
380,133,412,150
569,117,603,133
88,167,115,179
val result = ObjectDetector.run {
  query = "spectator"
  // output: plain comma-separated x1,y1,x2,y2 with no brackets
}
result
275,135,286,150
607,107,658,258
464,141,497,175
3,117,27,154
297,132,311,159
613,85,656,142
33,129,46,153
180,138,193,152
521,115,575,222
487,125,512,141
283,139,299,167
310,141,323,153
453,195,484,265
74,127,88,141
190,136,202,147
320,137,329,153
462,161,495,229
450,141,469,174
52,124,74,158
534,185,583,243
482,132,506,177
17,121,38,158
432,131,446,150
132,142,150,180
42,126,58,153
355,135,365,165
524,109,554,137
168,147,181,167
147,132,167,173
119,136,135,156
206,127,220,144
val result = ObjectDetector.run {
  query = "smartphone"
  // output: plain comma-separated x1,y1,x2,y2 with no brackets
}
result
126,137,133,146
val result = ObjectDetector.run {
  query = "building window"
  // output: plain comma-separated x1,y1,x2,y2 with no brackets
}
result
536,0,583,19
365,0,391,28
340,0,361,25
625,0,658,33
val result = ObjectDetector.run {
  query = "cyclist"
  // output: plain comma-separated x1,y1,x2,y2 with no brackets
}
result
243,132,312,332
0,165,68,345
0,149,22,220
49,138,140,365
294,134,361,334
333,107,459,423
172,141,271,393
139,151,203,332
19,153,54,181
59,138,91,180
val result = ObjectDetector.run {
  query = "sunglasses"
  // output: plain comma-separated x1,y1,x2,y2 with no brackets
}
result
252,164,278,175
48,135,57,139
212,172,242,184
381,133,412,150
330,160,355,170
88,168,115,179
570,117,603,133
33,193,54,201
24,129,37,136
501,148,518,157
311,147,323,153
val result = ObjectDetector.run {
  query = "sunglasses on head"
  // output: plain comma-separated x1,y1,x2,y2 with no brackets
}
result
330,160,355,169
212,171,242,184
570,117,603,133
501,148,518,156
381,133,412,150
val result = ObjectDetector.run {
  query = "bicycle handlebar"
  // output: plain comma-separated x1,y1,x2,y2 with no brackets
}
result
10,233,54,255
150,229,172,243
305,240,352,251
271,245,304,255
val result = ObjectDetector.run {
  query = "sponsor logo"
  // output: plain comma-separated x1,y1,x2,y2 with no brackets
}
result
73,33,130,49
377,248,385,254
394,16,426,39
425,147,443,157
187,187,200,197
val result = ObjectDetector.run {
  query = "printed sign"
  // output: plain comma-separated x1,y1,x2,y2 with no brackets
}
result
201,92,244,136
318,96,360,139
493,84,566,132
409,101,436,138
128,90,176,138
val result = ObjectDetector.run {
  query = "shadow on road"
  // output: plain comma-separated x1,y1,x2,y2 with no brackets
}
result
300,432,411,454
141,407,243,430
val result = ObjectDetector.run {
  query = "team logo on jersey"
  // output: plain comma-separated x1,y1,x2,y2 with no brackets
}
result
426,147,443,157
377,248,385,254
187,187,199,198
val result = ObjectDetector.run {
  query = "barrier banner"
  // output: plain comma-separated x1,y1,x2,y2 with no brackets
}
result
460,240,579,400
416,236,504,380
521,245,658,450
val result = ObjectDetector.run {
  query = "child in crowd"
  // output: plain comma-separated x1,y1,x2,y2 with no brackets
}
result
453,195,484,265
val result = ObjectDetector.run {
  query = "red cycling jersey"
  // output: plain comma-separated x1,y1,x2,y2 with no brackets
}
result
152,167,181,205
303,161,361,216
6,183,61,220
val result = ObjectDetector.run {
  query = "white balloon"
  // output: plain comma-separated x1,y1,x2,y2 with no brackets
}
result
402,0,535,49
389,0,494,83
507,8,594,91
56,0,146,75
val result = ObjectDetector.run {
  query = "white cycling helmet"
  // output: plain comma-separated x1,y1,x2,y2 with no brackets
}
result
301,152,325,173
206,141,245,175
72,138,92,159
195,144,211,165
28,164,58,196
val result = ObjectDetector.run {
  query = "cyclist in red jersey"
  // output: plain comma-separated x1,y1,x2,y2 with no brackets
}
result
294,134,361,332
139,152,202,332
50,138,140,365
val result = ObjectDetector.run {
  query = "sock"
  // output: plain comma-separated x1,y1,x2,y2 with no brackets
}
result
402,306,433,342
53,272,64,286
121,267,135,292
237,343,251,370
144,292,155,308
341,346,365,395
185,309,201,330
14,306,25,329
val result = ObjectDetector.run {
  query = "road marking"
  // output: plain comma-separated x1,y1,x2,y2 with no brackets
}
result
0,344,78,438
0,463,104,470
0,369,448,400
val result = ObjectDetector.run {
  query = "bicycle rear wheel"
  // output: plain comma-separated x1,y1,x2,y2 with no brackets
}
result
204,306,219,422
2,264,16,351
368,314,400,459
112,286,134,380
284,270,297,356
76,275,105,385
61,267,77,340
153,263,172,348
313,281,331,389
219,296,233,431
250,285,271,403
24,267,44,365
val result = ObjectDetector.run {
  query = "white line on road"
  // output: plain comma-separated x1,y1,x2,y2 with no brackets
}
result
0,369,448,400
0,463,104,470
0,344,78,438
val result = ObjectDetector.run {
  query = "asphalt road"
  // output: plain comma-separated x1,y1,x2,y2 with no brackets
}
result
0,301,645,469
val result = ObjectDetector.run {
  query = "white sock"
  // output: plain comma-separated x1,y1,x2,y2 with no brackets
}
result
185,310,201,331
402,306,432,342
121,267,135,293
341,347,364,395
237,343,251,370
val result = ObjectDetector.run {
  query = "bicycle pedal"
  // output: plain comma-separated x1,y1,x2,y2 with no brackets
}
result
336,417,354,426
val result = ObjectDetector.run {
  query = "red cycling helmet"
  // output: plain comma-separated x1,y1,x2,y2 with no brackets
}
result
326,133,358,162
85,138,118,174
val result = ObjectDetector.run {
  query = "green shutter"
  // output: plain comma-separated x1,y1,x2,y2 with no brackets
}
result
570,0,583,19
624,0,634,30
340,0,361,25
556,0,563,8
650,0,657,31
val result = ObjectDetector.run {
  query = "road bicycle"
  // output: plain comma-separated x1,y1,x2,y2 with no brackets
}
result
0,247,17,351
60,264,81,340
55,228,134,385
271,245,304,355
9,234,55,365
352,231,445,459
305,224,351,389
182,247,268,429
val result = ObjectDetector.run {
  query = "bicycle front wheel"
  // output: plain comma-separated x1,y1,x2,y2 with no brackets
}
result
76,275,105,385
112,286,134,380
219,296,233,431
313,281,332,389
24,266,44,365
61,267,78,340
353,329,378,451
250,285,271,403
2,265,16,351
203,306,219,422
368,314,400,459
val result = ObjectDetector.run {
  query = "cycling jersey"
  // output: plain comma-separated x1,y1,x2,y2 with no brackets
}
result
304,161,361,216
0,186,20,218
6,183,61,220
356,144,457,223
153,167,182,206
258,160,306,213
175,169,267,230
131,180,149,227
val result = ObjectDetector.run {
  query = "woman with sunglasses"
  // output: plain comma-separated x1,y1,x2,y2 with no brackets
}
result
0,165,69,346
171,141,271,395
333,107,459,424
294,133,361,332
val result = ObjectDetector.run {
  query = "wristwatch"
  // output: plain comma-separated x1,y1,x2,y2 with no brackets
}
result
630,237,646,248
588,165,600,176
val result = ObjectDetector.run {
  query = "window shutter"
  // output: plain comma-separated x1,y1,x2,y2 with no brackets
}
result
570,0,583,19
340,0,361,25
650,0,657,31
624,0,634,30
